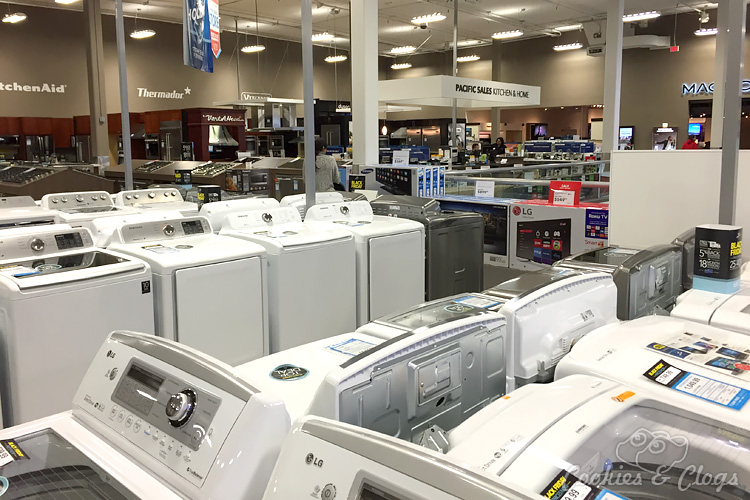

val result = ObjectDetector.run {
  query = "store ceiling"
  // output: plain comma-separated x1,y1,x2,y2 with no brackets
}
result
12,0,719,54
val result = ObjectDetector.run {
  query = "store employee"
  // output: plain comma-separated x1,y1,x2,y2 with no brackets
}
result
492,137,506,159
315,138,343,192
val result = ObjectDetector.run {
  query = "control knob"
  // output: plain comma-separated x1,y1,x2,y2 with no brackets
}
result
340,206,349,215
262,212,273,223
29,238,45,252
165,389,196,428
75,195,84,202
163,224,175,236
148,192,156,199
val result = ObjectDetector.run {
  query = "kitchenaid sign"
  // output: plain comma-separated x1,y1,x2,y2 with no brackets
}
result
682,80,750,95
0,82,66,93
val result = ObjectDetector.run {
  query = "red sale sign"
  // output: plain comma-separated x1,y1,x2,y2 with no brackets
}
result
208,0,221,58
548,180,581,206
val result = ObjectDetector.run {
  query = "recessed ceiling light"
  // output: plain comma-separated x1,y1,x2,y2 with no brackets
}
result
130,28,156,39
54,0,79,4
456,39,480,47
623,11,660,22
241,44,266,53
553,24,582,32
312,32,334,41
390,45,416,54
553,42,583,51
695,28,718,36
325,54,348,63
2,12,26,23
456,54,480,62
391,62,412,70
492,30,523,39
411,13,446,24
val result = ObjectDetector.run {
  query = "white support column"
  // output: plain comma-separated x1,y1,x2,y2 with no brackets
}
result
301,0,316,211
490,39,502,142
711,1,730,148
350,0,379,166
83,0,109,166
601,0,624,155
718,0,747,225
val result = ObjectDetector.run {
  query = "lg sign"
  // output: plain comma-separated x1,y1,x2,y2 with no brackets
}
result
512,206,533,216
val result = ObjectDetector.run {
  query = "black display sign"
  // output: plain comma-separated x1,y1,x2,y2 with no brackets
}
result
348,174,366,191
694,225,743,281
181,142,194,161
174,169,192,185
197,185,221,208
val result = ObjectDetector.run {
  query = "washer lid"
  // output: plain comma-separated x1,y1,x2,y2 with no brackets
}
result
0,429,139,499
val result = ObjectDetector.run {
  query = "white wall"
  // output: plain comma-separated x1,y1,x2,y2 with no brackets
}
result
609,150,750,248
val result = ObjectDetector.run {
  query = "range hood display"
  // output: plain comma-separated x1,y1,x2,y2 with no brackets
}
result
209,125,239,146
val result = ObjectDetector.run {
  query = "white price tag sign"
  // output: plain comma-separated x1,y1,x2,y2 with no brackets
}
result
474,180,495,198
552,190,575,206
392,150,410,165
561,481,592,500
0,445,13,467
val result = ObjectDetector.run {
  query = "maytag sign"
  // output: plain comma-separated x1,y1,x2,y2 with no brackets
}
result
682,80,750,95
0,82,66,93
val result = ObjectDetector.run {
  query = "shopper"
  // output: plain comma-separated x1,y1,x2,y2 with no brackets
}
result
471,143,481,156
492,137,506,160
681,136,700,149
315,138,343,192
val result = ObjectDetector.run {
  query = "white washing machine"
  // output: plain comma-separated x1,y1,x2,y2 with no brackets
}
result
445,374,750,500
0,225,154,427
40,191,141,233
262,416,540,500
0,195,57,228
305,200,425,325
554,245,683,320
198,197,279,232
220,207,357,351
114,187,199,216
0,331,290,499
482,268,619,390
672,286,750,335
233,332,385,423
556,315,750,414
107,215,269,366
280,192,344,219
236,296,506,443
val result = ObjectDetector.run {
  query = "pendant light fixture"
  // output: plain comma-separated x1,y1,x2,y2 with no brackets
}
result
242,0,265,53
130,5,155,39
2,4,26,24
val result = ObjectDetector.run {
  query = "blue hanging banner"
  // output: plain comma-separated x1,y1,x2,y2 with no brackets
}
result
183,0,213,73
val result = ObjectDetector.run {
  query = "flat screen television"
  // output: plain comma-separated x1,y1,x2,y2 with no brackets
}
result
619,126,634,141
688,123,702,136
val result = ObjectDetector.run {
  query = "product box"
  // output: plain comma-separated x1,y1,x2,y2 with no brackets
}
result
197,185,221,209
437,194,515,268
508,200,609,271
174,169,192,185
693,224,743,294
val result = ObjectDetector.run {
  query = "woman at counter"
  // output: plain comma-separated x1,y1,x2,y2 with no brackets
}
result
491,137,506,160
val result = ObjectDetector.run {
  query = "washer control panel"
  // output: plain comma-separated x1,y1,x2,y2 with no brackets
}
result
41,191,114,210
223,207,301,230
0,226,94,261
305,201,373,223
117,217,211,244
74,333,250,489
115,188,185,207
